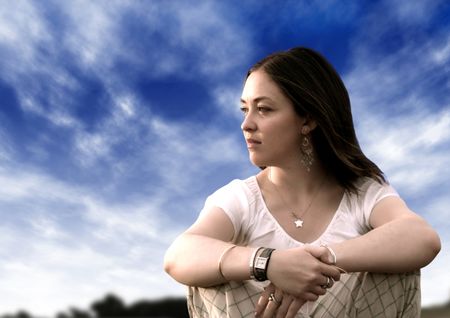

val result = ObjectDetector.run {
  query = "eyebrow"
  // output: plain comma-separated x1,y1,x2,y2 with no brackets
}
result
240,96,274,104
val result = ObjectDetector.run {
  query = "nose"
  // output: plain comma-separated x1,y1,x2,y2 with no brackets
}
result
241,112,256,132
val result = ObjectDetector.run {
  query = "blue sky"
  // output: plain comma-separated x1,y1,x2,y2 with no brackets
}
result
1,0,449,315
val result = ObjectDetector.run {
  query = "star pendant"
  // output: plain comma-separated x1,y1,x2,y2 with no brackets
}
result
294,219,304,228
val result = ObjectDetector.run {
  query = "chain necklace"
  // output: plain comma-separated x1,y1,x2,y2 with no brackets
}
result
268,168,327,228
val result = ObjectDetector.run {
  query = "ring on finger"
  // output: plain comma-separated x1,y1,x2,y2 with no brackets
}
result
320,277,329,289
268,293,281,306
321,276,333,289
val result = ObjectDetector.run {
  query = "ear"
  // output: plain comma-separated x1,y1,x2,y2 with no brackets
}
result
300,116,317,135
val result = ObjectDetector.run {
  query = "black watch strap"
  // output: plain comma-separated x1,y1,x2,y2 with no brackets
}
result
253,248,275,281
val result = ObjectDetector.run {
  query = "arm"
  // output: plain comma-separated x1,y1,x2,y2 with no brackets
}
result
256,196,440,318
332,196,441,273
164,206,341,296
164,206,254,286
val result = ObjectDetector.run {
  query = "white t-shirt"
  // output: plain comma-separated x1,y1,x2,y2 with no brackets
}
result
195,176,400,316
199,176,399,248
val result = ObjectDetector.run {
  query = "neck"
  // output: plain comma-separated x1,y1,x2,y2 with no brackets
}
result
266,164,328,197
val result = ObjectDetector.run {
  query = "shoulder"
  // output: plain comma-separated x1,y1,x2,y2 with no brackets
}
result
353,177,398,198
209,176,256,197
344,177,399,228
199,176,260,242
205,176,258,208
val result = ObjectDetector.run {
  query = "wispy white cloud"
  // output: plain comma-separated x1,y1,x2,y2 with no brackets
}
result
0,1,53,70
421,246,450,307
0,0,252,128
0,0,253,190
0,125,14,162
59,0,126,69
161,1,237,75
346,29,450,192
0,0,252,183
420,192,450,306
0,163,187,315
384,0,444,26
0,2,253,313
355,108,450,194
213,84,245,119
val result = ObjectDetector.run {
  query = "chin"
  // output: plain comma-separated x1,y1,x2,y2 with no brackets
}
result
249,155,270,168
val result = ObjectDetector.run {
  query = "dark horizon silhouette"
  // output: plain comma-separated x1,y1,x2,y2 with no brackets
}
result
1,294,189,318
1,293,450,318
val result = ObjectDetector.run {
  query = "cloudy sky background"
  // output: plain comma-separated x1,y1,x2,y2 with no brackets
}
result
0,0,449,316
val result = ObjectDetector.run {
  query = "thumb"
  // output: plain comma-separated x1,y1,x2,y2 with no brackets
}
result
304,245,334,264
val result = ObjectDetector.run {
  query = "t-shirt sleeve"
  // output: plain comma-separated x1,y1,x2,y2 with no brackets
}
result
198,179,250,243
359,179,399,230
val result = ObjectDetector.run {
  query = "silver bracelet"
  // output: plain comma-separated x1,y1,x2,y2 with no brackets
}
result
218,245,237,280
320,243,337,264
320,242,348,273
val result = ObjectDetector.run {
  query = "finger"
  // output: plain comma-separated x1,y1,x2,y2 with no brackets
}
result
324,276,334,288
286,298,306,318
255,285,274,317
304,245,327,259
263,298,279,318
311,284,327,296
321,264,341,282
263,290,283,318
319,276,334,290
305,245,335,265
299,291,320,302
276,295,293,318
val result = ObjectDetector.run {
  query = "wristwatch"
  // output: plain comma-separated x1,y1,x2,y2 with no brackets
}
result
253,248,275,281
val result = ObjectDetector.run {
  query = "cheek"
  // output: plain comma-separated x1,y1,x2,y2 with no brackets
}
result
279,132,301,151
269,120,301,145
264,130,300,159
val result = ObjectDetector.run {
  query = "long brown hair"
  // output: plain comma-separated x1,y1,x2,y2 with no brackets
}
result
247,47,385,193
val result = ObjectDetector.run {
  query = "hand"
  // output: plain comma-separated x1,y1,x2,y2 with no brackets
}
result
304,244,336,265
255,283,306,318
266,246,340,300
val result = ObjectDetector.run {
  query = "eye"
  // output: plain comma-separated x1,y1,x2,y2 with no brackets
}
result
240,106,249,115
257,106,271,113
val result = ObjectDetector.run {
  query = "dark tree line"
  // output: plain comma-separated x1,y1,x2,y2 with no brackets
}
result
1,294,189,318
3,293,450,318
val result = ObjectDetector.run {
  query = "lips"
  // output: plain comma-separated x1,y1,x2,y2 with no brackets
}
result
246,138,261,147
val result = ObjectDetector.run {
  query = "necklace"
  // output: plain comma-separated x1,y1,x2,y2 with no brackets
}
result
268,168,327,228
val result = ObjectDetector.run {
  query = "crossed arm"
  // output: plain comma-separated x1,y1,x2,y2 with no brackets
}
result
164,196,440,317
254,196,441,317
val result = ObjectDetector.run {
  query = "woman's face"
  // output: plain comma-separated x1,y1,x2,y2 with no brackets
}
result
240,70,305,167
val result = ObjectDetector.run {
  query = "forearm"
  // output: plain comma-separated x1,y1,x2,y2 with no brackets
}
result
332,216,441,273
165,234,343,301
164,233,253,286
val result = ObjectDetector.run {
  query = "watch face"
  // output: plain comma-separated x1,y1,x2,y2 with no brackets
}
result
255,256,268,269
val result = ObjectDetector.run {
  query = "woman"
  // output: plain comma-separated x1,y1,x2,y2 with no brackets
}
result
164,47,441,317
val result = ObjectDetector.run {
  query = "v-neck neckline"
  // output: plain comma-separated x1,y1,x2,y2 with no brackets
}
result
249,175,346,245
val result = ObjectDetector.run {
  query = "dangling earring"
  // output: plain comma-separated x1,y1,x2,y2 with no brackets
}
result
300,130,314,172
